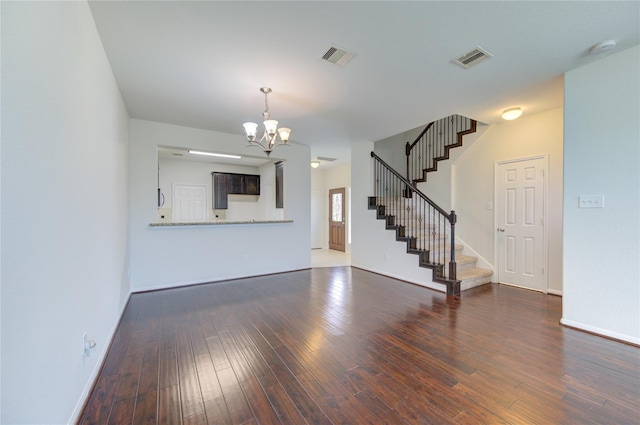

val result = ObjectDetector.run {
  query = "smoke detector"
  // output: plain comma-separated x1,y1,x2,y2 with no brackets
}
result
590,40,616,55
452,46,493,69
322,45,357,67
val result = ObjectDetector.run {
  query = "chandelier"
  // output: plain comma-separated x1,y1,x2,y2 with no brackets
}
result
243,87,291,157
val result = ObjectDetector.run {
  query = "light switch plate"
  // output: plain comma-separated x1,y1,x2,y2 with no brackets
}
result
579,194,604,208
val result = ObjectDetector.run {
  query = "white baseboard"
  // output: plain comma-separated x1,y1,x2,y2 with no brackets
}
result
68,292,132,425
548,289,563,296
560,318,640,346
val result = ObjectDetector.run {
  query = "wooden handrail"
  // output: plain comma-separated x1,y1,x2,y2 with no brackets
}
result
405,115,477,184
371,151,449,218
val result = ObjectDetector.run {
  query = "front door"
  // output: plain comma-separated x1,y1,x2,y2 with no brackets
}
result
495,156,547,292
329,187,346,252
173,184,207,223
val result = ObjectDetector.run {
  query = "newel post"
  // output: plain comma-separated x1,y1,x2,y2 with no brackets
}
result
448,210,457,281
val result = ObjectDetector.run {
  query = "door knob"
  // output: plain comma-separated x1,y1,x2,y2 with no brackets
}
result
497,228,505,232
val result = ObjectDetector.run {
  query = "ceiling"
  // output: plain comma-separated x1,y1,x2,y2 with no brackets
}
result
89,1,639,167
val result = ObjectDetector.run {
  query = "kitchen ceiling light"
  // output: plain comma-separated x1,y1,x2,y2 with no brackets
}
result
501,107,522,120
243,87,291,157
310,160,320,168
188,150,241,159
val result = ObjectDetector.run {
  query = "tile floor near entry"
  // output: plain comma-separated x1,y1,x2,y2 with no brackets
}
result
311,248,351,268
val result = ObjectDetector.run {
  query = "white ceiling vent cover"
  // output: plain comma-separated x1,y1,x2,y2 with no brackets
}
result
322,45,356,67
452,46,493,69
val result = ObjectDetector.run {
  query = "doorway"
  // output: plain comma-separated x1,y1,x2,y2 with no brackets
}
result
495,156,547,292
329,187,346,252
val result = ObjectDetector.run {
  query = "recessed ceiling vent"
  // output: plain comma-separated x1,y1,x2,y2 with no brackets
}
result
316,156,337,162
452,46,493,69
322,45,356,67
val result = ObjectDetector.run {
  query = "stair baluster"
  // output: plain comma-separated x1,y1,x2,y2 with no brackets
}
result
406,115,477,184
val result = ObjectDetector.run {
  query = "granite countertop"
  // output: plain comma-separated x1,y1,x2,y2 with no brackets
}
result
150,219,293,227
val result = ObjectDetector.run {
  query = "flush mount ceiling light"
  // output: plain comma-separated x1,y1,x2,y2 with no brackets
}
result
188,150,241,159
243,87,291,157
310,160,320,168
502,107,523,121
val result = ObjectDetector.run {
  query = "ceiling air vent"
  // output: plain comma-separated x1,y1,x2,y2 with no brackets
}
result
316,156,337,162
322,45,356,67
452,46,493,69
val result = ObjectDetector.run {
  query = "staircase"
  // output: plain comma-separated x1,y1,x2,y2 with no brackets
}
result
369,115,492,296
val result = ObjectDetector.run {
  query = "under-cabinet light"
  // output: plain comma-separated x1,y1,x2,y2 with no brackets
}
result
188,150,241,159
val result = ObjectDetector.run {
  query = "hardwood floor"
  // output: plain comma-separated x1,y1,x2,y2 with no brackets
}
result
79,267,640,424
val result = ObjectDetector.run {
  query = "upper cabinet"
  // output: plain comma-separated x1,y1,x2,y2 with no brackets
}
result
213,172,260,209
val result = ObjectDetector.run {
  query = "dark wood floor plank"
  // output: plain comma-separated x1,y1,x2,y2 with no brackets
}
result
206,336,232,372
138,341,160,398
202,396,233,425
353,388,407,425
263,383,308,425
175,324,206,420
216,366,254,425
79,269,640,425
77,375,118,425
107,397,135,425
158,385,182,425
132,390,158,425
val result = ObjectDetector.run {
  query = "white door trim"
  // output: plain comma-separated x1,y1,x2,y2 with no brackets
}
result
493,154,549,293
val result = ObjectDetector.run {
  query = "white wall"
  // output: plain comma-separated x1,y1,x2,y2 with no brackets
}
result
453,108,564,293
562,45,640,344
1,2,131,423
129,119,311,291
374,124,423,174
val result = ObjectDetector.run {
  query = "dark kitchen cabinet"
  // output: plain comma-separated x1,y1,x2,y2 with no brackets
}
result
275,161,284,208
212,172,260,209
213,173,228,209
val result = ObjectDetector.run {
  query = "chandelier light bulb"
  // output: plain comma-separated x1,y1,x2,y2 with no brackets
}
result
264,120,278,136
278,128,291,143
243,122,258,141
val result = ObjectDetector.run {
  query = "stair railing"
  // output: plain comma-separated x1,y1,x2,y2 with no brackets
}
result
371,151,458,282
406,115,476,184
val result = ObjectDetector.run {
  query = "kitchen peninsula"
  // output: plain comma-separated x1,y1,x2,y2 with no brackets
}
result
150,219,293,227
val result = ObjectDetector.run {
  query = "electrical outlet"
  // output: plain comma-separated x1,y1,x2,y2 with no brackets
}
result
83,333,97,358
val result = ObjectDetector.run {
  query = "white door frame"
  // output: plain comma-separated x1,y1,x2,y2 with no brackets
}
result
494,154,549,293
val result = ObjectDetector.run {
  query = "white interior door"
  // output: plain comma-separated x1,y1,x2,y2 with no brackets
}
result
173,184,207,223
495,156,547,292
